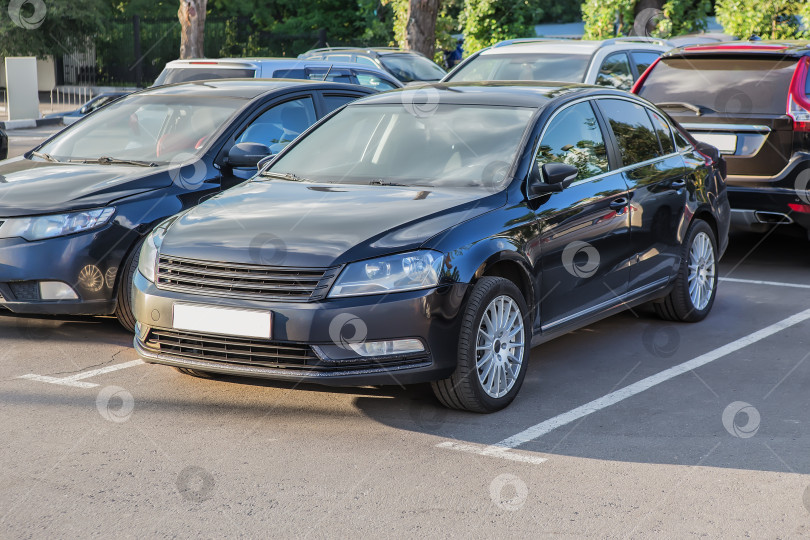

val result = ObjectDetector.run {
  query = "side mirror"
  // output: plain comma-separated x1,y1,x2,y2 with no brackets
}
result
529,162,579,195
79,105,89,115
227,142,272,169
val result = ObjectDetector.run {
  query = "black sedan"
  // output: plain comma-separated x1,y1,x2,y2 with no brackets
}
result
0,79,374,330
132,82,730,412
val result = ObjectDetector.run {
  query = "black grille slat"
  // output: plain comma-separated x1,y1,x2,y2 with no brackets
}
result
156,256,333,301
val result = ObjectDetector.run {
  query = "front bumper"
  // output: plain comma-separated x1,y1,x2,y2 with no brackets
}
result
132,271,468,386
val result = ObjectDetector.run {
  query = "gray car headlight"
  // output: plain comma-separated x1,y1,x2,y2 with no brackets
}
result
328,250,443,298
137,227,168,283
0,207,115,241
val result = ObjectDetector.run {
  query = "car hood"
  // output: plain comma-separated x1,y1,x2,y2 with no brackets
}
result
0,157,172,216
160,180,504,268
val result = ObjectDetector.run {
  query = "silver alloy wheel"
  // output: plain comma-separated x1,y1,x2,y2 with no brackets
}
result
475,295,525,399
687,231,716,311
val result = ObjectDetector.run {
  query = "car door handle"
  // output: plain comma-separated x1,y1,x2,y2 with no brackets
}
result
609,198,628,210
671,179,686,189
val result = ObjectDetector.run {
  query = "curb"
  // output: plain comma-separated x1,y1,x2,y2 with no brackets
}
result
0,117,63,130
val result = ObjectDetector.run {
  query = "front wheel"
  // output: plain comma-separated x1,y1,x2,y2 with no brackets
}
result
114,237,144,333
431,276,531,413
654,219,718,322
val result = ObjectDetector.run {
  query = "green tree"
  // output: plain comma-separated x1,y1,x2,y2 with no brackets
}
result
716,0,810,39
461,0,542,53
582,0,710,40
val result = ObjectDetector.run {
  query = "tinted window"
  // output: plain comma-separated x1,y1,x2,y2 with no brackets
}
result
599,99,662,166
272,68,306,79
536,101,609,181
323,94,360,113
154,67,256,86
632,52,661,76
237,97,317,154
449,53,590,83
355,56,378,68
378,54,447,82
596,53,633,90
638,58,799,115
355,72,398,91
648,110,675,154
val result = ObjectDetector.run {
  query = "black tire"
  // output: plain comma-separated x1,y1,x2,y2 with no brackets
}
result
654,219,718,323
175,367,219,379
431,276,531,413
114,237,144,333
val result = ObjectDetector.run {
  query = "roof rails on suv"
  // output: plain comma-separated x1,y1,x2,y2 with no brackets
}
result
493,36,673,48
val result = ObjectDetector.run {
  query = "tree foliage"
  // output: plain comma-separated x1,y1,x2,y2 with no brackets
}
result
582,0,710,40
460,0,542,53
715,0,810,39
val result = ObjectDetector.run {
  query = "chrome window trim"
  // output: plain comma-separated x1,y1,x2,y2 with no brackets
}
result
680,123,771,133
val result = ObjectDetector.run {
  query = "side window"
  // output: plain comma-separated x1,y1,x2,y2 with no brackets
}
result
673,127,692,151
323,94,361,114
598,98,662,166
272,69,307,79
323,54,352,62
535,101,609,181
648,109,675,154
596,53,633,90
632,52,661,78
355,56,378,68
355,72,398,91
237,97,317,154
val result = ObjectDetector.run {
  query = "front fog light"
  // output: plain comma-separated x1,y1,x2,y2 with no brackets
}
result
348,339,425,357
39,281,78,300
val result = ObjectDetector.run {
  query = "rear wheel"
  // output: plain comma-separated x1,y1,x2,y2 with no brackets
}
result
431,276,530,413
654,219,717,322
114,237,144,333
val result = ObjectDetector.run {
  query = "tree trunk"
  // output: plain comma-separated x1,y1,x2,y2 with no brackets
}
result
405,0,440,58
178,0,207,59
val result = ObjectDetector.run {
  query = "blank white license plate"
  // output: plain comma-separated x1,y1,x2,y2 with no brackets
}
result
693,133,737,154
173,303,272,339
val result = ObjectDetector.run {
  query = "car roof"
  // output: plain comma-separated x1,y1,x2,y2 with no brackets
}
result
351,81,630,108
164,57,393,72
144,78,374,99
303,47,426,57
478,37,669,56
665,39,810,58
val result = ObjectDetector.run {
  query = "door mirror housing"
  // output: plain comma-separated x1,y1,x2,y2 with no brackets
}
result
528,162,579,195
227,142,272,169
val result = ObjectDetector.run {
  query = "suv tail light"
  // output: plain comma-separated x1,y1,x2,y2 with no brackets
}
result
631,57,661,95
787,57,810,132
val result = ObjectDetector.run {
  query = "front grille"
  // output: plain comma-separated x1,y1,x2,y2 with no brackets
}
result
9,281,40,301
156,256,338,301
142,329,429,372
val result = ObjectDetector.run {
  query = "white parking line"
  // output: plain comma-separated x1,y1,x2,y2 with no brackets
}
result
436,441,548,464
720,277,810,290
18,359,144,388
438,307,810,463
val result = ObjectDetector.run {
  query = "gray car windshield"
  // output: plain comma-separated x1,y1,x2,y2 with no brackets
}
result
266,104,535,189
39,94,245,164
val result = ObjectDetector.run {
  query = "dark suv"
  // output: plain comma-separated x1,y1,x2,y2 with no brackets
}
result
633,40,810,237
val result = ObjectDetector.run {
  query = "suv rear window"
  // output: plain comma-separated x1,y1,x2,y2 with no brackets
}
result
154,67,256,86
448,53,590,83
638,57,798,115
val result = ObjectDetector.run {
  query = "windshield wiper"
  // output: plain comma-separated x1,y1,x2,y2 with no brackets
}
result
259,171,306,182
31,151,60,163
657,102,710,116
369,179,408,186
70,156,157,167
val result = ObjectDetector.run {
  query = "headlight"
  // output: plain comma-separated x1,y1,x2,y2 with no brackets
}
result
328,250,443,298
0,207,115,241
137,227,168,283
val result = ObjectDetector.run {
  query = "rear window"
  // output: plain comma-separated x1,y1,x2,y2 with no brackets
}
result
154,67,256,86
638,57,799,115
448,53,590,83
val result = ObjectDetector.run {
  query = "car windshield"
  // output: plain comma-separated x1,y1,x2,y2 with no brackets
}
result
154,67,256,85
379,54,447,82
448,53,590,83
266,103,534,189
39,94,245,164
